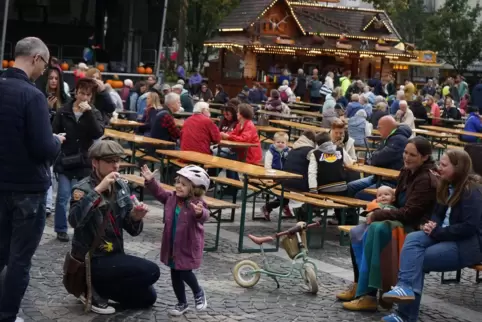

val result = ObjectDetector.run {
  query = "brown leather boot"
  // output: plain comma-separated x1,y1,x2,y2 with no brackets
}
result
336,283,357,301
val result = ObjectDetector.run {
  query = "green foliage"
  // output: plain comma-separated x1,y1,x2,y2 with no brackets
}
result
423,0,482,72
364,0,427,45
166,0,239,70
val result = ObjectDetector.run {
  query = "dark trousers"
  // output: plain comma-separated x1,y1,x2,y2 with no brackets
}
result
170,268,201,305
91,254,160,309
265,198,290,212
309,97,322,111
0,192,47,322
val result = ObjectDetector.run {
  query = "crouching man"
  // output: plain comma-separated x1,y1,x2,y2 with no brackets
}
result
67,140,160,314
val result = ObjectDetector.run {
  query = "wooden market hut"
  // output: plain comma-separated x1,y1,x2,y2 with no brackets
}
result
204,0,433,97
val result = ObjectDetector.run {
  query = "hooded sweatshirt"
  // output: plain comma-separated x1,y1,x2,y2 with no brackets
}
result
345,101,363,118
348,110,372,146
461,112,482,143
283,135,315,192
308,141,347,193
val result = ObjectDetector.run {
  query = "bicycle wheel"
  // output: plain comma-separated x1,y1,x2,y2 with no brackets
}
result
302,265,318,294
233,260,261,288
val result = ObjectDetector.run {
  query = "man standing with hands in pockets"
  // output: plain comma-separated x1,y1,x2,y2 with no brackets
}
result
66,140,160,315
0,37,65,322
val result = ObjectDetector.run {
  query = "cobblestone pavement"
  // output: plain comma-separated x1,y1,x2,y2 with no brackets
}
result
15,198,481,322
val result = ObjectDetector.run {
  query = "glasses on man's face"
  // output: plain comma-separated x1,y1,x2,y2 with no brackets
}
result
35,55,48,74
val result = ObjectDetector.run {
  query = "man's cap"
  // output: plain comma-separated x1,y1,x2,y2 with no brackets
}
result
161,84,171,91
172,84,184,91
88,140,125,159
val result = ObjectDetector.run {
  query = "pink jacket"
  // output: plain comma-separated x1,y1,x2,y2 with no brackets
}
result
145,178,209,270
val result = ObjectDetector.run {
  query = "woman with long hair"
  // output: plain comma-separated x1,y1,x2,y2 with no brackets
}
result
45,67,70,115
340,137,439,312
138,90,163,136
380,149,482,322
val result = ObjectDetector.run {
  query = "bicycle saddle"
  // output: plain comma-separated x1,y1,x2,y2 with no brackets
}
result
248,234,274,245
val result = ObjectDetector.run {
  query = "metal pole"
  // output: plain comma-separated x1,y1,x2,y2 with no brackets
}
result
0,0,10,66
155,0,168,78
126,0,134,72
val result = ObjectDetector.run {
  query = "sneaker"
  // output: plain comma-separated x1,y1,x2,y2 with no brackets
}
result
381,313,406,322
169,303,190,316
327,218,339,225
261,205,271,221
79,294,116,315
194,289,207,311
57,232,70,242
282,205,294,217
15,317,24,322
336,282,357,301
382,286,415,303
342,295,377,311
46,208,53,217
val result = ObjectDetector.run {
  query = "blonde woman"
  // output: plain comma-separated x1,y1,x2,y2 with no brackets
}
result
138,90,163,136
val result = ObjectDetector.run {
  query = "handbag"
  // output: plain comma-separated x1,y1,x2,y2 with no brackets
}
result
62,208,110,298
60,153,85,170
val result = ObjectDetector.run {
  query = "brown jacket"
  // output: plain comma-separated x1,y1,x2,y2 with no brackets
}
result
371,161,439,227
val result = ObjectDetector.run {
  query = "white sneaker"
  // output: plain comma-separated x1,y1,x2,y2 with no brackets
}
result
169,303,190,316
15,317,24,322
79,294,116,315
194,288,208,311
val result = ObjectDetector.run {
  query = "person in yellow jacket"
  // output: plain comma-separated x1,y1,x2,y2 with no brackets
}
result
404,80,416,101
340,70,352,96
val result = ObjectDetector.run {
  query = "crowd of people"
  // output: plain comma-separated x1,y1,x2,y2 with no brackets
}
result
1,36,482,322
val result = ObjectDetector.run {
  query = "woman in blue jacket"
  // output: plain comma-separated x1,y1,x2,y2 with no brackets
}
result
380,149,482,322
461,106,482,143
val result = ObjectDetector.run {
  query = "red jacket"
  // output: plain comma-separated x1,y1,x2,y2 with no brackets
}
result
228,120,262,164
180,114,221,155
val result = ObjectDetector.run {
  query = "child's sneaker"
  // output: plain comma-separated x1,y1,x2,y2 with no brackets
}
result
381,313,406,322
261,205,271,221
194,288,207,311
169,303,190,316
382,285,415,303
283,205,293,217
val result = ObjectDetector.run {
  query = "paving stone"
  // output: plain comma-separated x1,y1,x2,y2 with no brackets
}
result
14,199,480,322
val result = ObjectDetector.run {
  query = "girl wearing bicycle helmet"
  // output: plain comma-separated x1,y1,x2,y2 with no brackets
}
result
140,164,210,316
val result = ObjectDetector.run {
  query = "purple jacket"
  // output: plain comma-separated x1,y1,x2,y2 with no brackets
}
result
189,73,203,85
145,178,209,270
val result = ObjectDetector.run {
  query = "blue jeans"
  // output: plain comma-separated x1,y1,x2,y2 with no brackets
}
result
212,147,239,180
0,192,47,322
46,167,54,211
91,254,160,308
54,174,78,233
395,231,461,322
347,175,395,201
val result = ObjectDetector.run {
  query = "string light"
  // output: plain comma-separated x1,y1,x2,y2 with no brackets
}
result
250,0,278,27
287,1,384,13
363,17,377,31
218,28,243,32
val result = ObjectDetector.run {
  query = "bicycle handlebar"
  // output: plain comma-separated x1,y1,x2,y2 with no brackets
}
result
275,221,320,238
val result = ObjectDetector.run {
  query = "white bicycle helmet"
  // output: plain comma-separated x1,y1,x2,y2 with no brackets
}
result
176,165,210,190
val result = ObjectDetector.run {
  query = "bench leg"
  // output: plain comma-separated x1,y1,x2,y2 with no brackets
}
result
204,209,221,252
339,209,350,246
215,184,236,223
320,209,328,249
441,270,461,284
139,187,144,202
476,270,482,284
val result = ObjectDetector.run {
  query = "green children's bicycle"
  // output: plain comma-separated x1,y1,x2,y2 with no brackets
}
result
233,221,320,294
